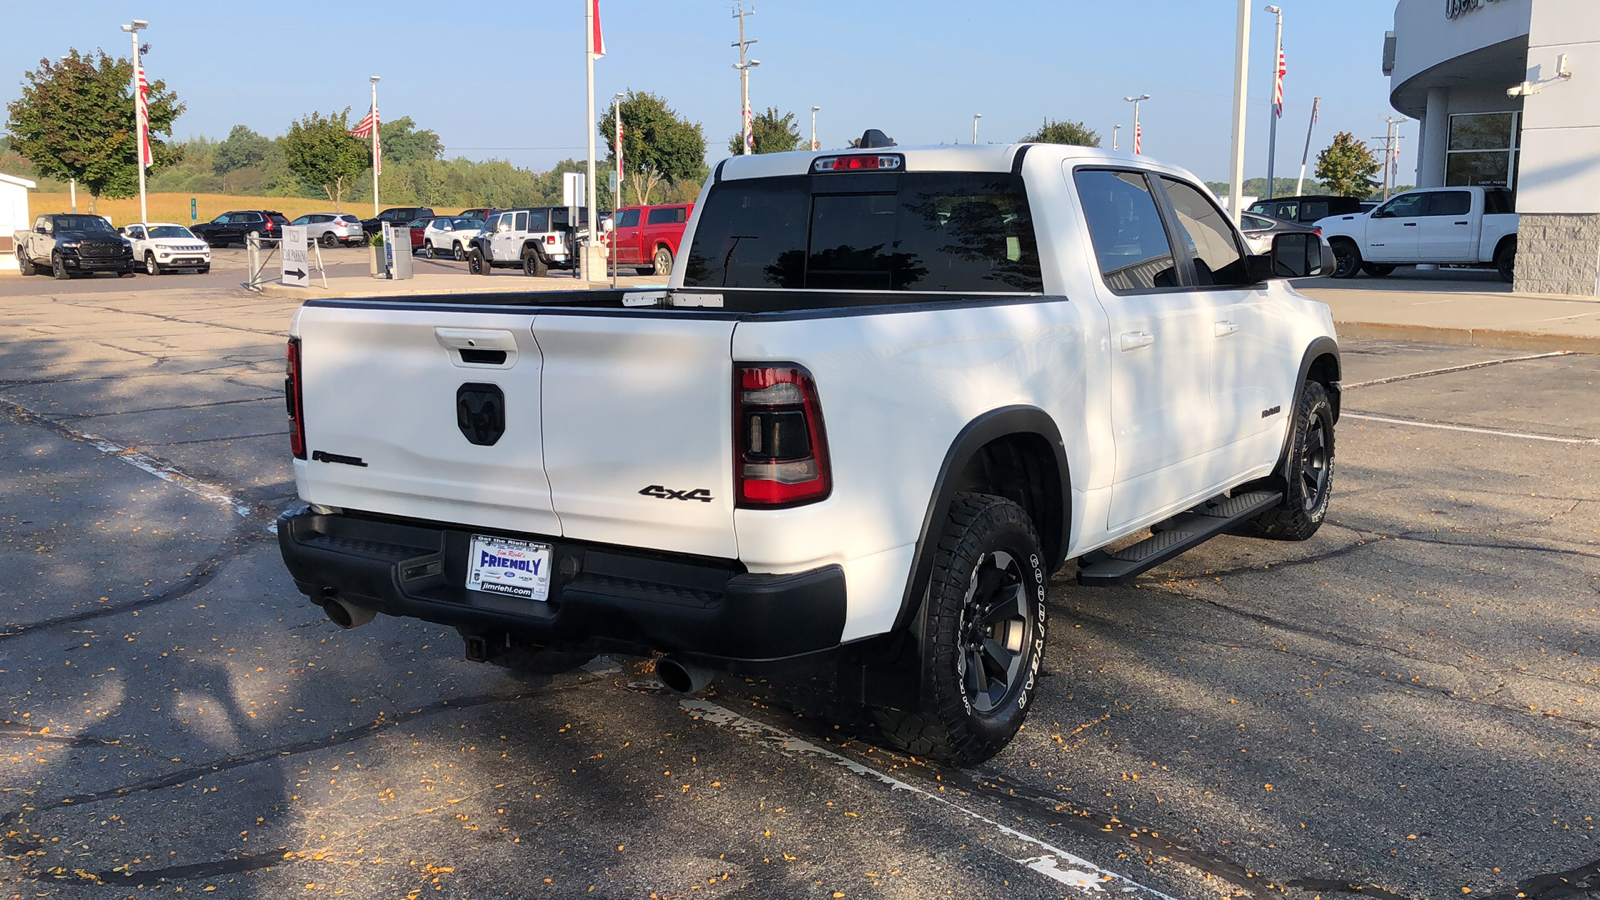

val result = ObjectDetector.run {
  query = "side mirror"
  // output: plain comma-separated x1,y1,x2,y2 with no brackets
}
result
1268,233,1334,278
601,218,614,233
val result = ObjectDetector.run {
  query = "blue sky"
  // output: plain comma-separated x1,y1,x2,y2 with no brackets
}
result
2,0,1415,186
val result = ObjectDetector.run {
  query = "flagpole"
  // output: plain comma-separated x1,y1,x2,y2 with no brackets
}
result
121,20,149,226
1227,0,1252,227
1296,96,1320,196
370,76,380,217
584,0,598,282
1266,6,1283,200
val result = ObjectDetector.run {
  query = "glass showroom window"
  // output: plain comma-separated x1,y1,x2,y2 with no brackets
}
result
1446,112,1520,190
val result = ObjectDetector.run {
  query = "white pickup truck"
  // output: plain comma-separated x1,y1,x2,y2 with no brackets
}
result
1317,185,1518,282
277,136,1341,764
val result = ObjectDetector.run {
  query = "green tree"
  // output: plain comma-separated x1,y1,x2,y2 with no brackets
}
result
378,116,443,164
5,48,185,209
598,90,707,206
1020,118,1100,147
726,107,801,156
213,125,270,174
1314,132,1380,198
281,109,368,209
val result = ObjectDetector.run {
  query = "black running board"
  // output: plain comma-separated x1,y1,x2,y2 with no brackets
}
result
1075,490,1284,587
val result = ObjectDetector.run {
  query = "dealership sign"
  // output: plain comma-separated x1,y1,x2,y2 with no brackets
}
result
1446,0,1507,19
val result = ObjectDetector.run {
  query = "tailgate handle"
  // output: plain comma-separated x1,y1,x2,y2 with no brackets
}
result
435,328,517,368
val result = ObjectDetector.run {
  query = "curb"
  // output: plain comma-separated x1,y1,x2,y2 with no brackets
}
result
1335,320,1600,353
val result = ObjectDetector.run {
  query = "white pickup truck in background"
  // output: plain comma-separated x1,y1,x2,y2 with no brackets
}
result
277,135,1341,765
1317,185,1519,282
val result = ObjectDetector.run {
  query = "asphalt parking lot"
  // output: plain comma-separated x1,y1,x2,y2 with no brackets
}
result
2,284,1597,899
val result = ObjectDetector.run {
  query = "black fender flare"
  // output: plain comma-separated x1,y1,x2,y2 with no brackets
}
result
1270,336,1342,480
519,241,552,264
890,406,1071,635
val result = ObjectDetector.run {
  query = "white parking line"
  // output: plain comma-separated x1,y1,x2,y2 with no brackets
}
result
0,397,254,518
1343,350,1571,389
679,699,1181,899
1344,412,1600,445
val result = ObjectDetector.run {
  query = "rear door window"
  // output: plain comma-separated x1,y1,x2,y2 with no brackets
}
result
1425,191,1472,217
1301,200,1330,220
513,211,529,232
683,172,1042,292
1073,169,1178,292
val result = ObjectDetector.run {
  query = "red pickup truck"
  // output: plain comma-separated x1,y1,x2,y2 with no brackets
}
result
609,203,693,276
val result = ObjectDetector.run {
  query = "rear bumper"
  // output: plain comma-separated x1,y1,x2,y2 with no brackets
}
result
276,506,848,664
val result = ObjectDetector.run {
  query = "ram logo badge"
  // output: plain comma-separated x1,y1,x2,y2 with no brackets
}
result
1261,405,1282,418
639,485,714,503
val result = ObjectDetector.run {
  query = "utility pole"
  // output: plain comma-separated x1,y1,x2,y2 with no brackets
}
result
811,105,820,151
369,76,380,217
1295,96,1320,196
732,4,758,155
1227,0,1252,226
1265,5,1283,199
1372,117,1408,199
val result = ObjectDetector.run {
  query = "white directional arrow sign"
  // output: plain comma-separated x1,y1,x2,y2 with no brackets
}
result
281,225,308,288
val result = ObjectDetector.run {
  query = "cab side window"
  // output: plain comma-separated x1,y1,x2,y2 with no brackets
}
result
1425,191,1472,217
1376,194,1425,218
618,209,640,228
1073,169,1178,292
1159,177,1251,286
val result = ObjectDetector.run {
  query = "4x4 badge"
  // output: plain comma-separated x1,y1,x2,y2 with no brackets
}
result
639,485,714,503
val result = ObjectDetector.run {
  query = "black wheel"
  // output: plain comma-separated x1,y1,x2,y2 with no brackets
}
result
452,242,464,261
320,232,338,248
145,252,162,276
51,253,70,280
423,240,435,259
1360,263,1396,277
16,251,35,276
523,249,548,277
467,249,489,275
1495,240,1516,283
118,267,133,277
653,245,674,276
1249,380,1334,541
634,267,656,276
873,493,1047,766
1330,240,1361,279
198,265,211,275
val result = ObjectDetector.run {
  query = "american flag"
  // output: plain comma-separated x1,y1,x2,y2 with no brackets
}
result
135,56,152,166
1273,48,1287,118
1133,122,1142,155
350,105,381,175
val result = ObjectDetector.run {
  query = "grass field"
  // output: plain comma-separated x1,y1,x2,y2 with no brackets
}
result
29,193,472,225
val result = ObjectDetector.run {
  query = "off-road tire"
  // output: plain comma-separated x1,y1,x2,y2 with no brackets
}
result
145,252,162,276
523,249,548,278
1248,380,1334,541
16,251,35,276
51,253,70,280
653,245,674,277
468,249,489,275
873,493,1048,766
1495,239,1516,284
1330,239,1361,279
1361,263,1396,277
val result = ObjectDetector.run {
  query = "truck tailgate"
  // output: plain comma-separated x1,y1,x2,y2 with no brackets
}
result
294,304,739,559
295,306,560,537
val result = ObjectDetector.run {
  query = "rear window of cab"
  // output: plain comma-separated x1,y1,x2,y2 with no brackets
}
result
682,172,1043,293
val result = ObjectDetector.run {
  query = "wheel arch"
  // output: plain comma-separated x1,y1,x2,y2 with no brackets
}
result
1494,233,1517,258
1267,337,1341,485
890,406,1071,635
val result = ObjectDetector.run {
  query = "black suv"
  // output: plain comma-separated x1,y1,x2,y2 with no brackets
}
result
192,210,290,247
1246,195,1366,225
360,207,435,237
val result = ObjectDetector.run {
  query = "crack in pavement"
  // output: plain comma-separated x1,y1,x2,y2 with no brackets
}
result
55,395,280,421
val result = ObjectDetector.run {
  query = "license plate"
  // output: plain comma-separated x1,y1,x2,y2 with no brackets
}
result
466,535,552,600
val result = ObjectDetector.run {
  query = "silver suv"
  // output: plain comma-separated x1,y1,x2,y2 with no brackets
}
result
289,213,366,248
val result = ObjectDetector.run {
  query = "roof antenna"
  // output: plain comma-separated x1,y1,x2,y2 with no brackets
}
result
857,129,896,149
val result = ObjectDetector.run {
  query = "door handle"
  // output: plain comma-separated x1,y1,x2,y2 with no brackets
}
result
1120,331,1154,351
1454,221,1470,225
1403,222,1418,227
1214,320,1239,337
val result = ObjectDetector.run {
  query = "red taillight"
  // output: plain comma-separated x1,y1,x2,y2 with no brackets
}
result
735,364,830,507
1314,226,1322,235
545,235,557,244
286,338,306,459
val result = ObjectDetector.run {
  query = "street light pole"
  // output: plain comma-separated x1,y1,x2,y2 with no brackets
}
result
1123,94,1149,154
972,113,982,144
612,91,624,288
1227,0,1253,227
811,106,820,151
1113,124,1121,152
120,19,148,226
1265,5,1283,199
369,76,380,218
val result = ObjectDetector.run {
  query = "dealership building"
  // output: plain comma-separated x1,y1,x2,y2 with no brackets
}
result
1386,0,1599,295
